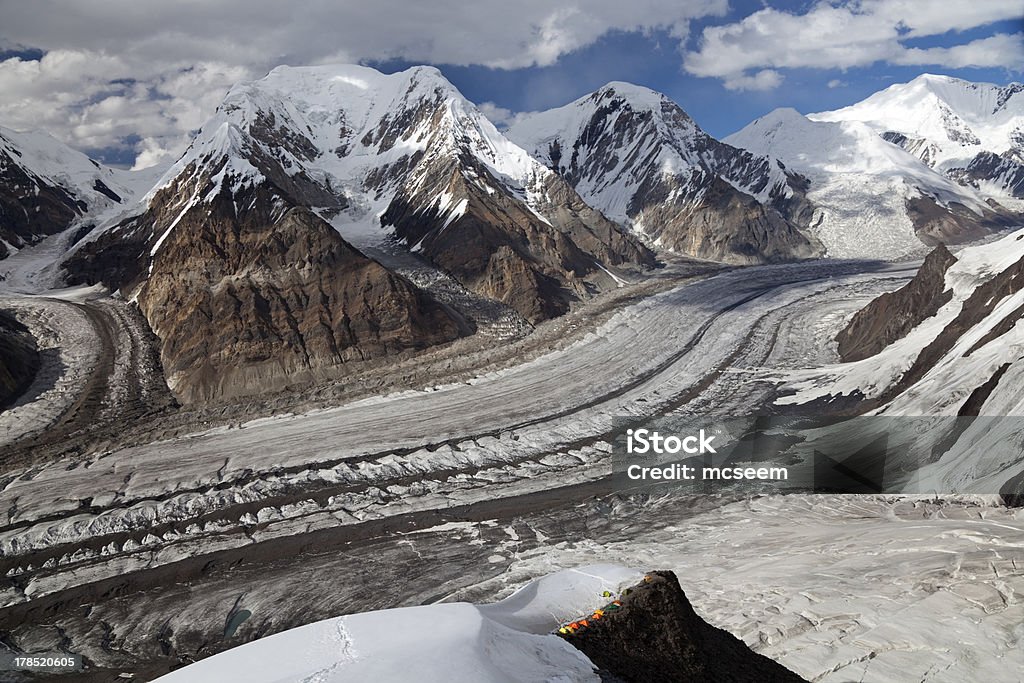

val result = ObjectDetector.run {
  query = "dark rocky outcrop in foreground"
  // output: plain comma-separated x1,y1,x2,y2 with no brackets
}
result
836,243,957,362
560,571,807,683
1000,471,1024,508
0,310,39,408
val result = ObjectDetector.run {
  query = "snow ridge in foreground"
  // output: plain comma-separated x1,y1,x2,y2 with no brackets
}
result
154,565,642,683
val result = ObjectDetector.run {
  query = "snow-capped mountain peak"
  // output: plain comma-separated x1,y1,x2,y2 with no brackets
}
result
810,74,1024,201
727,97,1021,259
0,125,162,261
508,82,820,264
57,63,653,400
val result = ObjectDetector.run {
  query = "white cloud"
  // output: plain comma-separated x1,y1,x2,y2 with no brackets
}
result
477,102,534,129
0,0,727,165
897,33,1024,69
0,48,250,166
684,1,1023,89
723,69,783,91
827,79,845,89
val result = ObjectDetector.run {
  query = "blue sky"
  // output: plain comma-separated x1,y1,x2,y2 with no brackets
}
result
373,28,1021,140
372,7,1022,139
0,0,1020,167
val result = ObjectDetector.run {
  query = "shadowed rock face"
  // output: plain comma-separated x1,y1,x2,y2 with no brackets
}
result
626,171,821,264
836,243,957,362
383,155,655,322
150,189,467,403
66,171,468,403
907,196,1020,246
560,571,807,683
0,146,85,253
0,310,39,408
949,150,1024,199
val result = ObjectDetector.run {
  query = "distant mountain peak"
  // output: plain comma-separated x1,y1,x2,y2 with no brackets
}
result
509,83,820,264
728,76,1023,260
809,73,1024,201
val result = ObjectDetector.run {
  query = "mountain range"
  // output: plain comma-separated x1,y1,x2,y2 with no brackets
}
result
727,75,1023,259
1,68,1021,402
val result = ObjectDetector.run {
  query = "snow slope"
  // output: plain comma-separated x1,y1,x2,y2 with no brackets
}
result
0,126,143,212
780,227,1024,410
812,74,1024,201
0,126,166,289
778,228,1024,492
153,565,641,683
726,108,997,259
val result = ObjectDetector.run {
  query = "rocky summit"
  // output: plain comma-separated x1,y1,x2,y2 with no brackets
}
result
509,82,822,264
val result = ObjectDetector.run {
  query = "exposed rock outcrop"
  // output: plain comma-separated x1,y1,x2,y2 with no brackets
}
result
907,196,1019,246
560,571,807,683
836,243,957,362
0,144,84,251
0,309,39,408
67,171,469,403
383,154,655,322
0,126,134,257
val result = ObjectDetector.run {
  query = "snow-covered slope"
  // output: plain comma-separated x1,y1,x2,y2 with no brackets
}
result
509,83,821,264
779,228,1024,492
812,74,1024,202
781,227,1024,412
727,108,1019,259
0,126,148,259
154,565,642,683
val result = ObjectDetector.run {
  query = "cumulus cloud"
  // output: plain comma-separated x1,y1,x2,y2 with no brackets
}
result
684,0,1023,89
477,102,534,129
897,33,1024,69
0,0,726,165
723,69,783,92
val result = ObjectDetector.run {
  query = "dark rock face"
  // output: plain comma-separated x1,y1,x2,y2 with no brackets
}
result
626,172,820,264
948,150,1024,199
836,244,957,362
0,146,85,251
1001,469,1024,508
66,170,469,403
560,571,807,683
881,131,943,167
148,190,466,403
907,195,1020,246
0,310,39,408
383,155,655,323
872,250,1024,408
